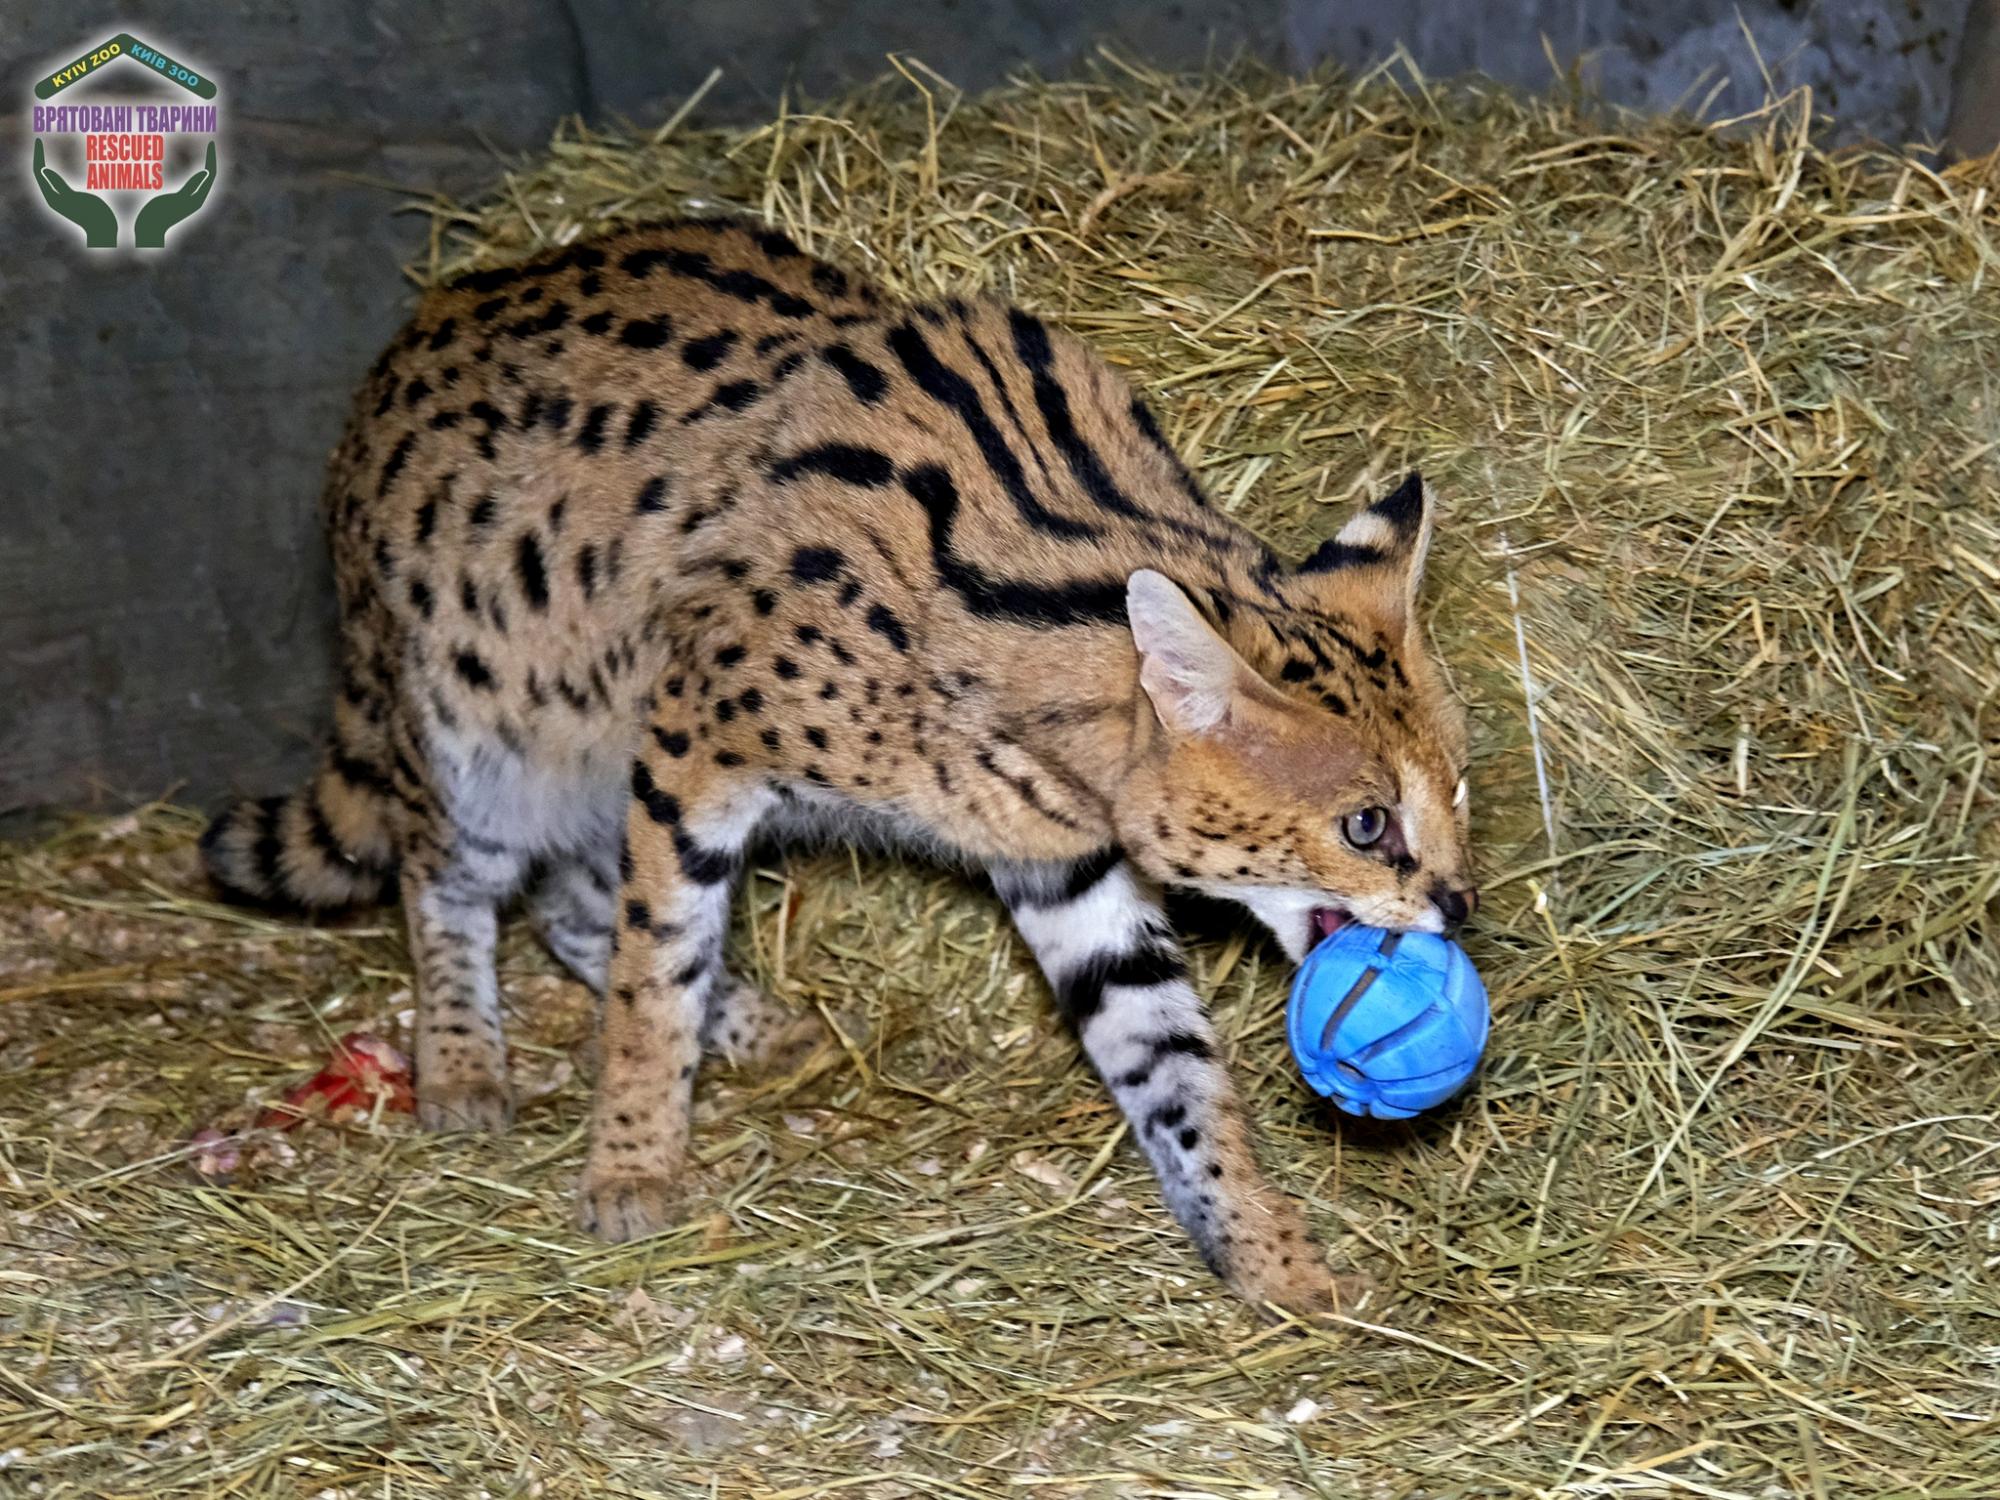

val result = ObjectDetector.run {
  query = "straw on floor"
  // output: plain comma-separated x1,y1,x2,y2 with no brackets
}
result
3,57,1998,1498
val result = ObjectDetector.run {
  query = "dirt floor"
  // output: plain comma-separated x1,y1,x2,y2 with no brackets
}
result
4,62,2000,1500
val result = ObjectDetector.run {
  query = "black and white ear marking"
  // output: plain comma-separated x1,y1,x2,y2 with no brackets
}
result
1301,471,1428,571
1360,470,1427,546
1127,569,1241,735
1297,472,1433,625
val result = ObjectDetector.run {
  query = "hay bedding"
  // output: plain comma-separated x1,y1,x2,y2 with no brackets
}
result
3,57,1998,1498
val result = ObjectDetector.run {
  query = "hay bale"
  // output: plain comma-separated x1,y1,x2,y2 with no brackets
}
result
4,61,1998,1495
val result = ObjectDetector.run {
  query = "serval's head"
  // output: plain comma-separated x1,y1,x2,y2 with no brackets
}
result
1115,474,1475,962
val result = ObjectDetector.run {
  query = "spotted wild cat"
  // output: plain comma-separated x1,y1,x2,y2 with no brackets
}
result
200,218,1475,1313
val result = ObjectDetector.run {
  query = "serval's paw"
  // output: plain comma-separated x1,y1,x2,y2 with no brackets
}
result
704,977,836,1075
576,1168,686,1243
415,1073,515,1133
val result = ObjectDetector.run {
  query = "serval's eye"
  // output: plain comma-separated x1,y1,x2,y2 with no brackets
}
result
1341,806,1388,849
1452,777,1468,809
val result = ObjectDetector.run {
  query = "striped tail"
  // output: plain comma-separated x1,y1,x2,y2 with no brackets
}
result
200,746,398,910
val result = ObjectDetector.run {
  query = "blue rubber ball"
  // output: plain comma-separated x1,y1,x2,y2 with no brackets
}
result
1287,925,1490,1119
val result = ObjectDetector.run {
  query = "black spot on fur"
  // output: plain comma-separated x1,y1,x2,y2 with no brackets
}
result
866,604,910,652
624,400,659,447
630,761,681,824
575,403,611,453
377,434,416,497
620,317,672,349
622,248,669,279
789,547,846,583
453,650,496,691
506,302,570,340
515,533,550,610
755,227,802,258
820,342,888,403
674,834,737,885
1145,1101,1187,1135
683,379,761,422
682,330,737,370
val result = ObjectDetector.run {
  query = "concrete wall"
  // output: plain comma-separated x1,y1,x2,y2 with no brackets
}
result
1286,0,1973,148
1,0,1987,818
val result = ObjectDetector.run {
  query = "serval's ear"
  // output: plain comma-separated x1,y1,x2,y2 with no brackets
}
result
1296,471,1432,632
1126,570,1259,736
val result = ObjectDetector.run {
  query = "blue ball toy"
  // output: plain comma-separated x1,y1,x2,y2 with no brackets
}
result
1287,925,1490,1119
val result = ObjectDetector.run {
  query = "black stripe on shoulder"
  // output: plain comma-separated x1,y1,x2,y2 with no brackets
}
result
887,321,1097,541
898,463,1125,628
769,444,895,488
1008,307,1150,523
1129,396,1211,509
821,342,887,404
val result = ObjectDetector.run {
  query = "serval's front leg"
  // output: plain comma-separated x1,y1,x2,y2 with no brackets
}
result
993,850,1366,1316
576,727,773,1243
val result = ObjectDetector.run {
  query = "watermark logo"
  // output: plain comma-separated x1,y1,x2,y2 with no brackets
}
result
29,32,220,251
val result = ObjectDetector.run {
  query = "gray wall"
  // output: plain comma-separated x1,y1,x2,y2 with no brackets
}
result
1288,0,1973,148
1,0,1987,817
